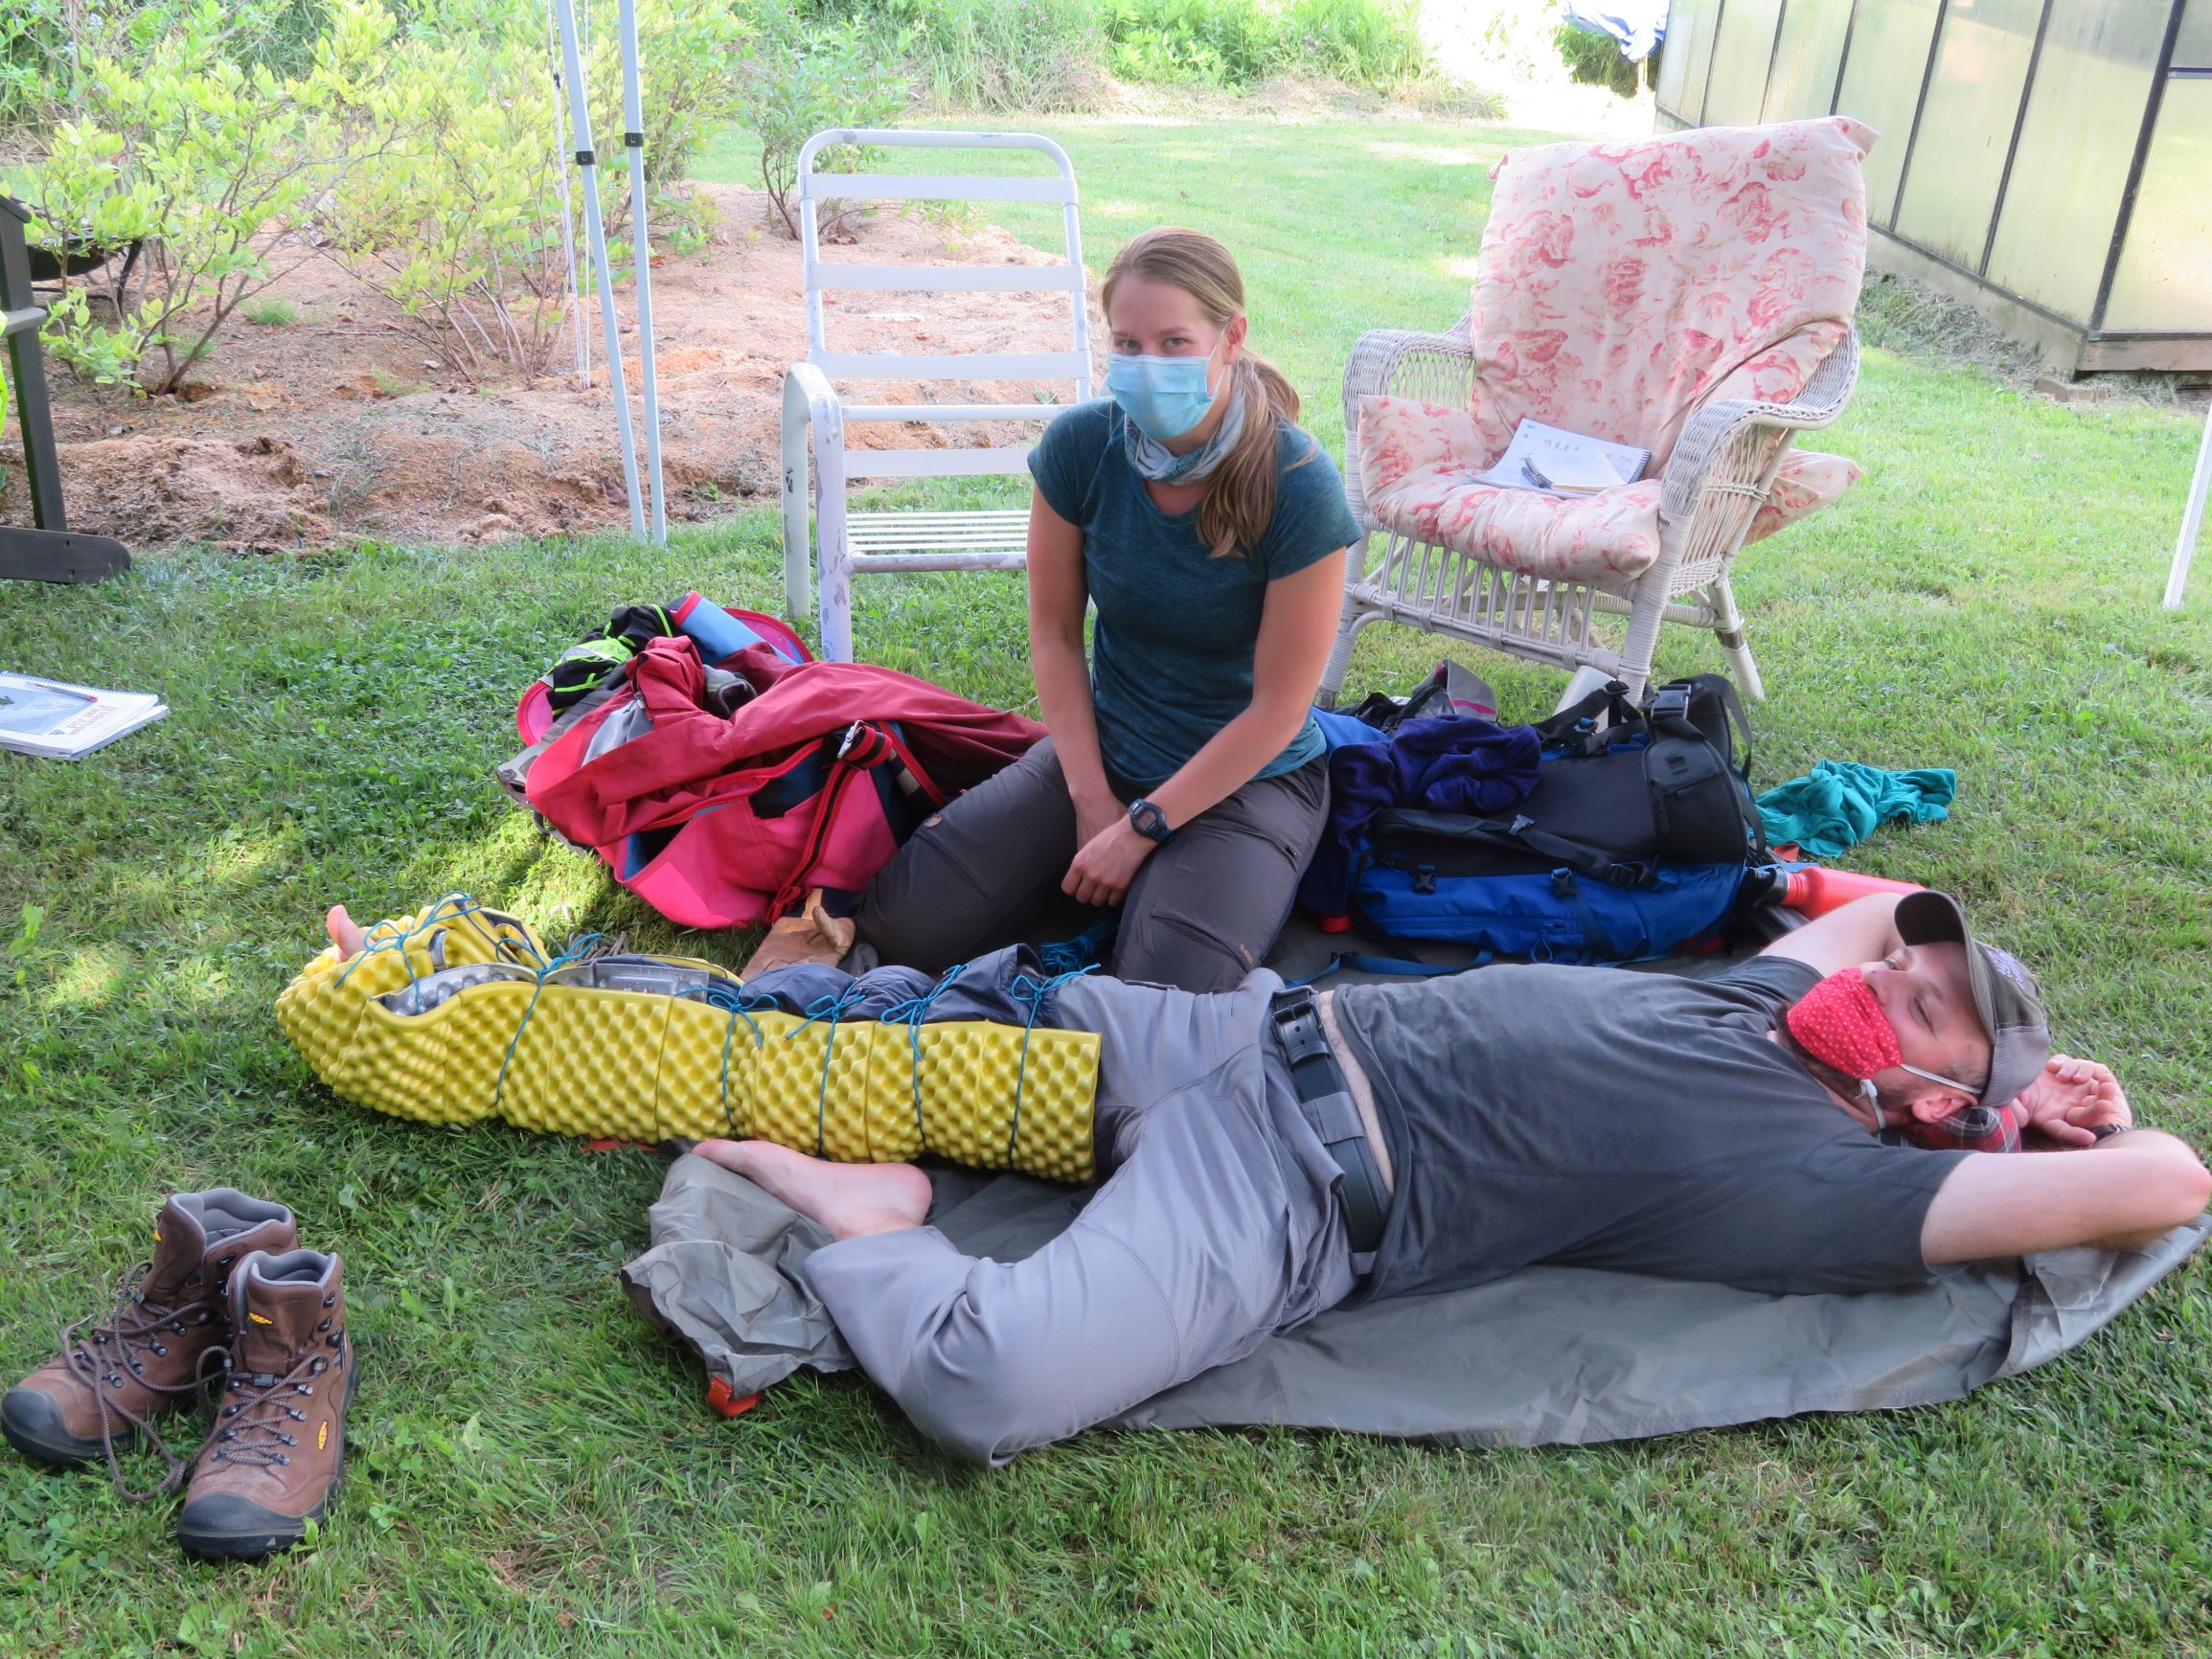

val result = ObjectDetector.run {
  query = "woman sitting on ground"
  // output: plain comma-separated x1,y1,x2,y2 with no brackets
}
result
855,227,1362,993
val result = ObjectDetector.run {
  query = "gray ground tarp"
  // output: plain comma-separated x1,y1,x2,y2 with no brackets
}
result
620,1154,2207,1448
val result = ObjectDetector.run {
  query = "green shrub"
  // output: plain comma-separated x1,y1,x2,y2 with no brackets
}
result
736,11,908,239
312,0,582,383
1552,18,1654,99
7,0,745,394
1103,0,1426,91
807,0,1106,111
4,0,335,394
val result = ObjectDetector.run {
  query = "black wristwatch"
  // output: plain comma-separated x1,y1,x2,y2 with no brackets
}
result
1128,798,1174,845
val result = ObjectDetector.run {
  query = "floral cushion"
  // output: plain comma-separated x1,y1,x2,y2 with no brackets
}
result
1357,395,1861,585
1352,117,1874,581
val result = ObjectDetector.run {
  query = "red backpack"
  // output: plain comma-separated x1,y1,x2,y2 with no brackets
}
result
519,635,1043,929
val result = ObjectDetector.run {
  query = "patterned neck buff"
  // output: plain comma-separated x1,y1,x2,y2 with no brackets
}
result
1119,381,1247,486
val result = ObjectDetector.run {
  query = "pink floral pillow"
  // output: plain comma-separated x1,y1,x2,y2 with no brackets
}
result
1466,117,1875,469
1356,394,1861,583
1356,395,1662,583
1750,449,1862,542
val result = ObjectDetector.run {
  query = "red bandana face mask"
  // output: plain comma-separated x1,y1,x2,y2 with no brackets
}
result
1786,967,1902,1080
1787,966,1981,1098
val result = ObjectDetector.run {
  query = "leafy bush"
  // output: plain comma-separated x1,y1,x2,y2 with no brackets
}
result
4,0,339,394
810,0,1106,111
1552,19,1655,99
5,0,746,395
736,13,908,239
1102,0,1427,90
311,0,580,382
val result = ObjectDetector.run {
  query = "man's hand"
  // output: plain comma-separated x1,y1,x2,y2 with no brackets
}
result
1063,815,1156,908
2012,1053,2132,1148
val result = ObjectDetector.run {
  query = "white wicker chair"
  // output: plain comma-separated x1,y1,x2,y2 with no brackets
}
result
1323,318,1859,708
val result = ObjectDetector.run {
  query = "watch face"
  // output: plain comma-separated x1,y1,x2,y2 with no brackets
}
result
1130,800,1169,841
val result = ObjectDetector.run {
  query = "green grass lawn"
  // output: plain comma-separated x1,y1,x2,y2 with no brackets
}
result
2,113,2210,1656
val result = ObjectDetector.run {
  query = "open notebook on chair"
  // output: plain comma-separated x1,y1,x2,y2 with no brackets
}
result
1473,419,1653,496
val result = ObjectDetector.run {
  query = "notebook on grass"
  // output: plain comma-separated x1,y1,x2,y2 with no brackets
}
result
0,673,169,760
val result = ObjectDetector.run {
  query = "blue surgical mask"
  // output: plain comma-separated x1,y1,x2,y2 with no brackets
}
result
1106,343,1220,441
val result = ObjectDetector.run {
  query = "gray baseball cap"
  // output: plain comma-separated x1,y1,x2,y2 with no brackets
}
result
1894,891,2050,1108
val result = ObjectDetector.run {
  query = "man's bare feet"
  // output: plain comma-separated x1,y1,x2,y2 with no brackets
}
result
327,905,366,961
693,1139,932,1240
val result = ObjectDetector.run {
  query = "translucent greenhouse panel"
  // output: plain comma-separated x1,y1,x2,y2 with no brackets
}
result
1834,0,1945,224
1983,0,2171,324
1892,0,2044,270
1654,0,1716,117
1762,0,1856,122
1667,0,1725,124
1703,0,1785,126
2103,79,2212,332
2176,0,2212,67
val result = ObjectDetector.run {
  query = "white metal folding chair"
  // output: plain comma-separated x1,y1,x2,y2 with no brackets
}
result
780,128,1092,662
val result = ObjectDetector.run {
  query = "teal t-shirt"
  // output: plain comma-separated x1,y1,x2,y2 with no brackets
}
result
1027,398,1362,790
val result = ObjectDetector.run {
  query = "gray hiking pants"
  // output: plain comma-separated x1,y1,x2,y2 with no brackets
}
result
854,738,1330,993
803,971,1358,1466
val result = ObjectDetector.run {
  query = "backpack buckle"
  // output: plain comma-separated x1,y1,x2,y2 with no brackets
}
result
1649,684,1691,722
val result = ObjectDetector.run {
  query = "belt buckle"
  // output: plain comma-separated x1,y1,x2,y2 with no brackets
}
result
1270,989,1328,1063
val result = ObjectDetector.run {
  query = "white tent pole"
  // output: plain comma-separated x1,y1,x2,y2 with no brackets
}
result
546,0,588,391
617,0,667,545
553,0,645,541
2164,398,2212,610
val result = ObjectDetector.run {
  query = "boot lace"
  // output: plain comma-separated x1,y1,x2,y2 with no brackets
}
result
201,1346,334,1471
57,1261,224,1502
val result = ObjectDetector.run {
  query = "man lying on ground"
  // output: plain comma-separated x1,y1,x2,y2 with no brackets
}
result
685,891,2209,1465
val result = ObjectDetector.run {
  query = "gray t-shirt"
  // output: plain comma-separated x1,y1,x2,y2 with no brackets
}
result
1333,957,1970,1300
1028,398,1362,790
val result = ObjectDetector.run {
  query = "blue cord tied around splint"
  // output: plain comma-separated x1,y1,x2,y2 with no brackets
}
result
879,965,972,1143
789,982,878,1157
488,931,607,1116
683,979,783,1136
334,892,520,996
1003,965,1095,1166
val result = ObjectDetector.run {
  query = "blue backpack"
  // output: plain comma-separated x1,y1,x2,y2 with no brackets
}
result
1332,674,1772,968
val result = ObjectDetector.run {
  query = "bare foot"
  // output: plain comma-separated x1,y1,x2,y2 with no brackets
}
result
327,905,367,961
693,1139,931,1240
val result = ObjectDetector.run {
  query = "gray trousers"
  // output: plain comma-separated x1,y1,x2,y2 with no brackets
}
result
803,972,1357,1466
855,738,1330,994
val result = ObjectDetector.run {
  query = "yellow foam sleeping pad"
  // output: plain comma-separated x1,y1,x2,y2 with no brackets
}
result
275,897,1099,1183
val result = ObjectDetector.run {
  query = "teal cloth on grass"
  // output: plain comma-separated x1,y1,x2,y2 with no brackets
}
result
1756,761,1957,859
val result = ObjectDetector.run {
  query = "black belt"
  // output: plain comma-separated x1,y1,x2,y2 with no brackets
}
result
1269,988,1389,1255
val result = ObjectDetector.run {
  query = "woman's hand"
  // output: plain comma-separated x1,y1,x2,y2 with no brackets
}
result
1071,785,1124,854
1063,814,1156,908
2013,1053,2133,1148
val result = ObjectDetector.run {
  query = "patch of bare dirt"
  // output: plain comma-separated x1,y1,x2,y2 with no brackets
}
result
1,183,1105,552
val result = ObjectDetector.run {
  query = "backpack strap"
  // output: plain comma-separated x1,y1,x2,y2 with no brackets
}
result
1418,811,1649,887
1653,673,1756,783
1285,950,1491,987
1534,679,1646,757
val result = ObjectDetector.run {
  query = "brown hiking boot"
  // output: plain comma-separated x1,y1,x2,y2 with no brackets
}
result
175,1249,356,1560
3,1190,296,1490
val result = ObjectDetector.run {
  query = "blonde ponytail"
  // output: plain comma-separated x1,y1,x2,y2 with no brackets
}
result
1102,228,1315,561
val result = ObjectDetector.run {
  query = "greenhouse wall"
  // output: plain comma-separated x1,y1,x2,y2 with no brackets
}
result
1654,0,2212,373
